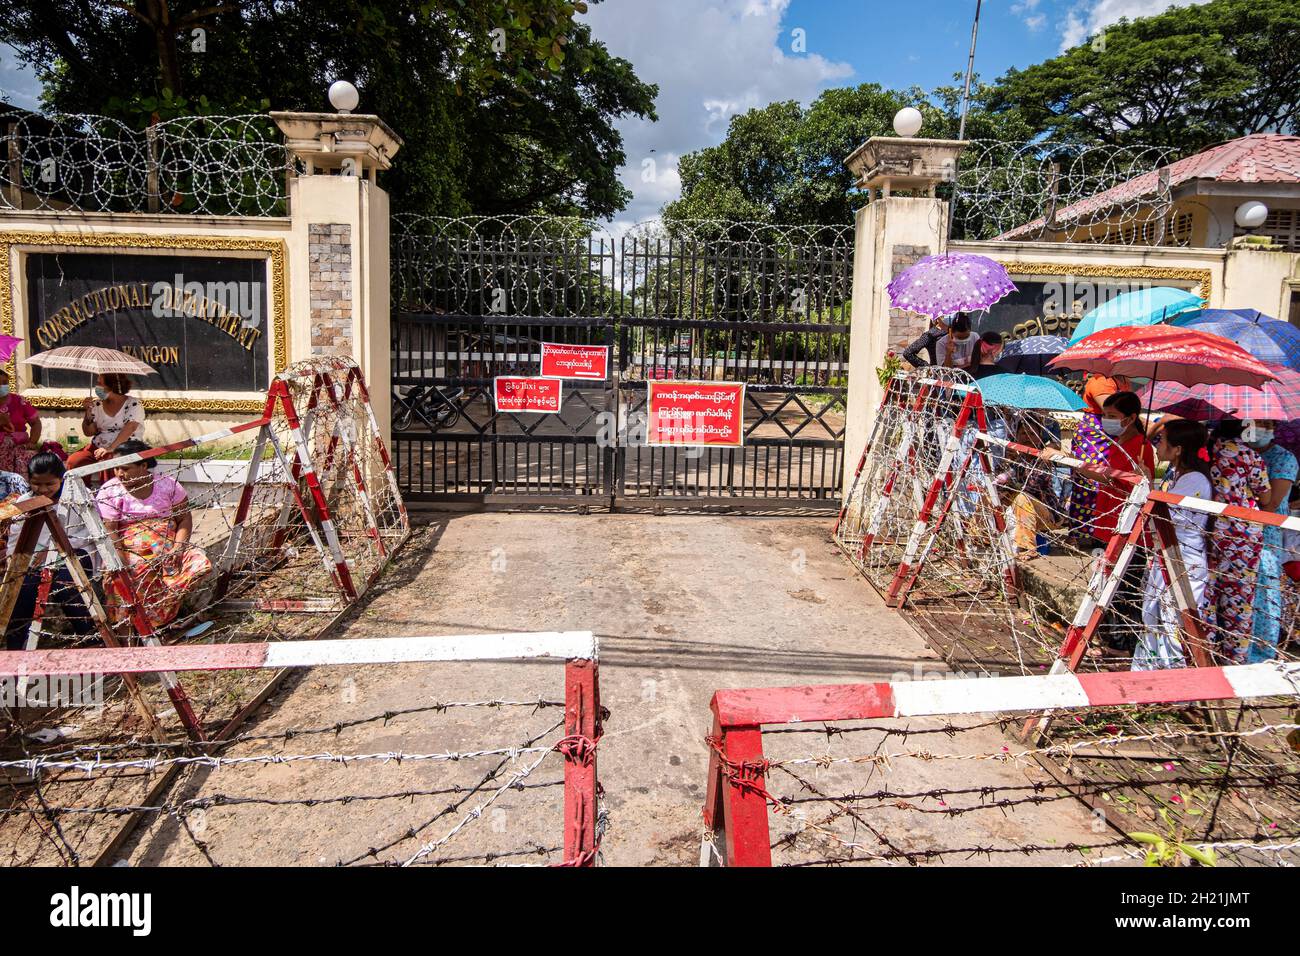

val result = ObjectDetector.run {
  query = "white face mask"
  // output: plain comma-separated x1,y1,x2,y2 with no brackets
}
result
1248,430,1275,448
1101,418,1126,438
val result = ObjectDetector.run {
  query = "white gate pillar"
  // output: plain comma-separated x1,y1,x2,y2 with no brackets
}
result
841,136,966,494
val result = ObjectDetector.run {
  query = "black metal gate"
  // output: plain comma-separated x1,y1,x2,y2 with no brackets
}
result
390,217,851,510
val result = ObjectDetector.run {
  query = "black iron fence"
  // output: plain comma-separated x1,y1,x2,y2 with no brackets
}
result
391,216,852,509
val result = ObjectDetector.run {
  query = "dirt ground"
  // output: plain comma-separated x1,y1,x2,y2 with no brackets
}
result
118,511,1104,867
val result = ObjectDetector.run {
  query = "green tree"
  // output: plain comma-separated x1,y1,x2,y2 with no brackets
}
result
0,0,657,218
987,0,1300,150
665,80,1031,227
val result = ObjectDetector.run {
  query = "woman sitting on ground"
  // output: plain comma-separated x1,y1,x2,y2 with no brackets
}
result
0,369,42,475
68,374,145,480
3,453,96,651
95,439,211,631
1133,420,1213,671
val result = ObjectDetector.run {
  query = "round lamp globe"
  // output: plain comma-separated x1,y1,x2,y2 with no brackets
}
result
328,80,360,113
893,107,924,138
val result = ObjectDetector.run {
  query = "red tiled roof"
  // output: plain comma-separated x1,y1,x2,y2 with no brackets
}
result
997,134,1300,240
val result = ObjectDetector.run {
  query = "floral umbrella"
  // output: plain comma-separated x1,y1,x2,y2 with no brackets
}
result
886,252,1017,319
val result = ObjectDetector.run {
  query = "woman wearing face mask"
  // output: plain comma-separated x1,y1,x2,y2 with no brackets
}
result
66,373,145,482
1067,373,1131,540
0,369,42,475
1207,419,1270,661
95,439,211,630
1243,419,1296,663
1134,421,1214,671
1090,391,1156,654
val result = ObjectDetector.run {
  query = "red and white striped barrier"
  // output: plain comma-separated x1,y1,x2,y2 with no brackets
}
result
0,631,598,677
2,630,602,867
702,662,1300,867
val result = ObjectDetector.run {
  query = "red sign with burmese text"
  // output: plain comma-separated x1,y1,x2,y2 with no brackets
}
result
540,342,610,380
494,376,563,414
646,381,745,447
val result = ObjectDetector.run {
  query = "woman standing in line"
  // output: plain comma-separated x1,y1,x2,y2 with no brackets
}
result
1207,420,1271,661
1067,373,1127,541
1244,420,1297,663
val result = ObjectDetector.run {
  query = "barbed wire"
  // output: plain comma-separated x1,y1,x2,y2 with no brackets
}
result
0,112,291,216
954,139,1185,246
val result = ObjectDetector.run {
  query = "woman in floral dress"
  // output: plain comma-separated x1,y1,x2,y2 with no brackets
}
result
1207,421,1271,661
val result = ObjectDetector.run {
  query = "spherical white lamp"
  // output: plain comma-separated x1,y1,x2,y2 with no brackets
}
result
1235,201,1269,230
893,107,924,138
328,80,360,114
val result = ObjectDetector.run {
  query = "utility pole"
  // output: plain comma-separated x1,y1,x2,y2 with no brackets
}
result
957,0,983,142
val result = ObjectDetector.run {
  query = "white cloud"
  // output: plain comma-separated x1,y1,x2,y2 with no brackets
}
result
1059,0,1214,51
0,45,44,111
581,0,854,229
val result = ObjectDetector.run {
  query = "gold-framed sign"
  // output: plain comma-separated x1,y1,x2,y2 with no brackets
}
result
985,260,1213,342
0,231,288,412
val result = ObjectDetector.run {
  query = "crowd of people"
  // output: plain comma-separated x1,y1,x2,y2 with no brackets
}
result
0,373,211,650
903,314,1297,671
1068,374,1296,670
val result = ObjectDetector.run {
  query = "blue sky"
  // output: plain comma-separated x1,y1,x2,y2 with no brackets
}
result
0,0,1205,224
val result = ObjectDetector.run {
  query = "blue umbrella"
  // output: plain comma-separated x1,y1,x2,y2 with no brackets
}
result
1169,308,1300,370
997,335,1070,375
976,373,1086,412
1067,287,1203,345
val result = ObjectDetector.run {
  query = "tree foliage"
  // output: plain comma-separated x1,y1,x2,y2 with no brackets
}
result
0,0,658,218
987,0,1300,150
665,81,1032,227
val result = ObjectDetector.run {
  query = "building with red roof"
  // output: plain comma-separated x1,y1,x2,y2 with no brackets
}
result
997,134,1300,251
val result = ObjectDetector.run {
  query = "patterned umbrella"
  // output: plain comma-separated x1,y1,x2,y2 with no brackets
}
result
1049,325,1276,388
886,253,1016,319
1067,287,1202,345
976,373,1085,412
996,335,1069,375
1138,363,1300,421
1169,309,1300,370
22,345,156,376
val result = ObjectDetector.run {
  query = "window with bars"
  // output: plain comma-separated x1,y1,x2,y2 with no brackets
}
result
1237,208,1300,251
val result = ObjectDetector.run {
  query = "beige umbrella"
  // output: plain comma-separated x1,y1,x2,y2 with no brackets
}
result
23,345,157,376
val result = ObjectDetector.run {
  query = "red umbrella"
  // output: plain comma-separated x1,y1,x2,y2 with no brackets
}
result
1137,363,1300,421
1048,325,1276,388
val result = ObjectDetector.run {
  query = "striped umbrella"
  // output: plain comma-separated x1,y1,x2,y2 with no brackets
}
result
22,346,156,376
1170,309,1300,370
1138,363,1300,421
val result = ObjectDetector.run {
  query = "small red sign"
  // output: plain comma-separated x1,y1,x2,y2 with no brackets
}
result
494,376,563,414
540,342,610,380
647,381,745,447
647,366,676,381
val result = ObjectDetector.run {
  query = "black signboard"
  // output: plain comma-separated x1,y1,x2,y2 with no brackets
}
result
978,278,1201,343
25,252,271,392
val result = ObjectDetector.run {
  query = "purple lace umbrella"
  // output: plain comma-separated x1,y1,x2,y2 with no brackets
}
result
886,252,1017,319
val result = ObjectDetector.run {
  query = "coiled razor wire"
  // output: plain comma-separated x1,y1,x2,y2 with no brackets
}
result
0,112,291,217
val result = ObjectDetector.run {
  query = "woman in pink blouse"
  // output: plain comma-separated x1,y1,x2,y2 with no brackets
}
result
0,368,42,474
95,439,212,630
